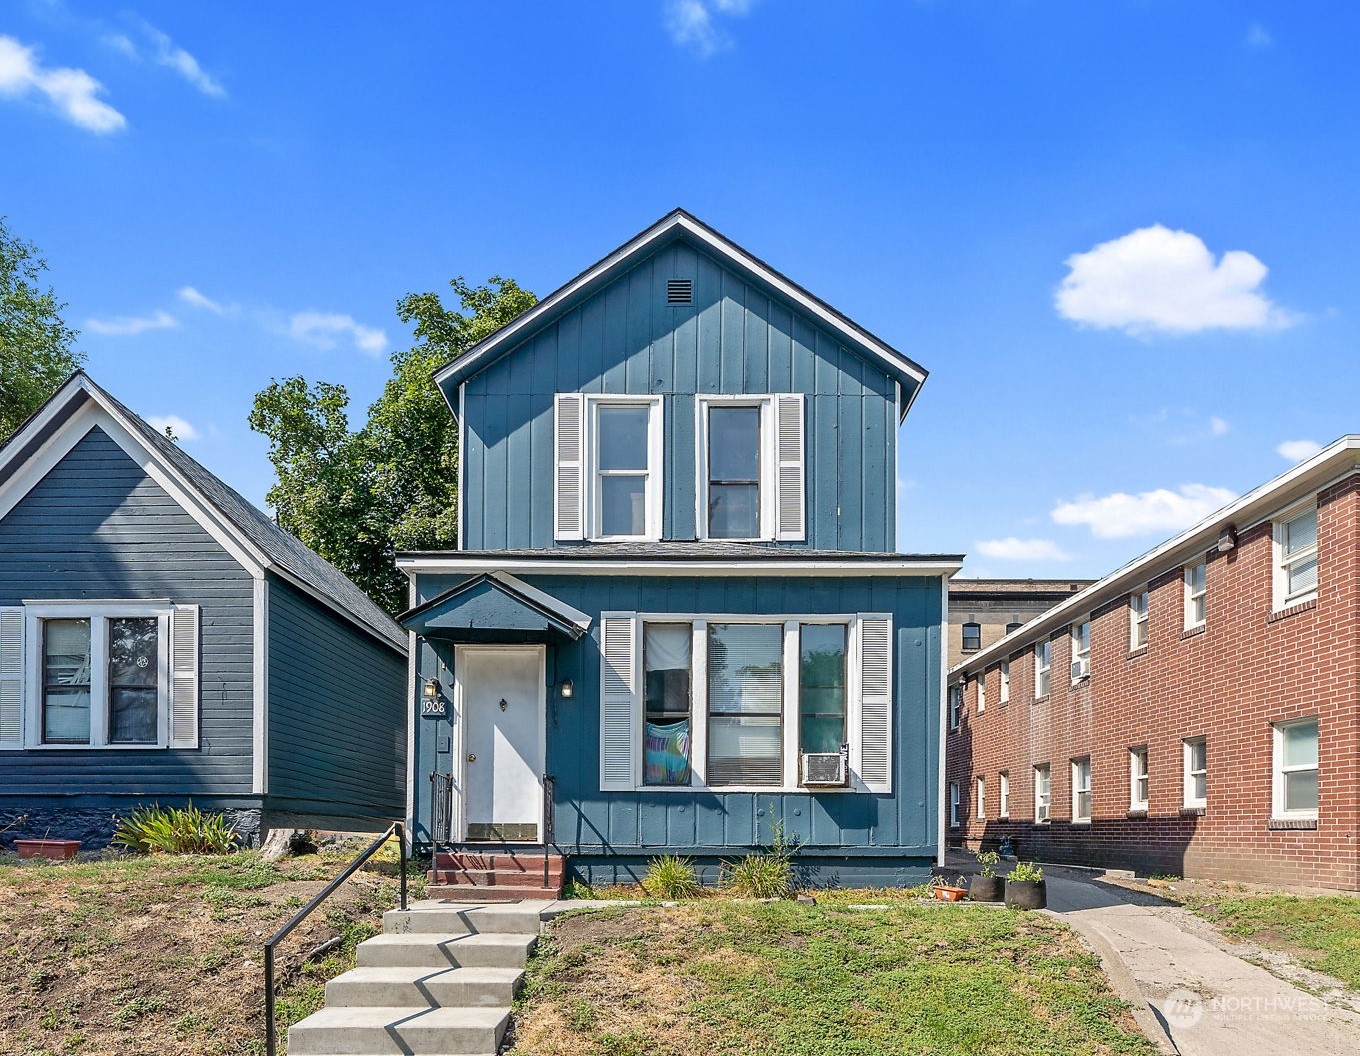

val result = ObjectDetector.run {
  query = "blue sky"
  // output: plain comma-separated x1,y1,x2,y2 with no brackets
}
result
3,1,1356,578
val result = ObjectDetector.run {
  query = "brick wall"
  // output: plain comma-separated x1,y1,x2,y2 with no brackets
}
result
946,476,1360,891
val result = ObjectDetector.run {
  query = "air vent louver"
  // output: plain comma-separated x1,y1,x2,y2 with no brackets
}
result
666,278,693,305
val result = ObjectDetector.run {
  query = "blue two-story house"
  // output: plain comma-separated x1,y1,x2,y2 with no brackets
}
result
400,210,959,891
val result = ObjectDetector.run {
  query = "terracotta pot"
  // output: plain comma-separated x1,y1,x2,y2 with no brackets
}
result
969,875,1004,902
14,839,82,861
1004,878,1046,910
932,886,967,902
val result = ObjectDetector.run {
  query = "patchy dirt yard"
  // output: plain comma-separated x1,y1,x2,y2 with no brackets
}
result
0,848,413,1056
509,900,1157,1056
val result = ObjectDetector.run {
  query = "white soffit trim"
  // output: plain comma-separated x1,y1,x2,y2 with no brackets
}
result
252,577,269,795
0,389,269,578
398,556,962,578
949,435,1360,679
433,211,927,391
491,572,593,632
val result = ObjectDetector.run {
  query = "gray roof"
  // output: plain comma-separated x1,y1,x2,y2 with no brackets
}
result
7,374,406,652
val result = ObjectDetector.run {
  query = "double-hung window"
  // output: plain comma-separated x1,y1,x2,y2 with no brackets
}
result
976,671,986,713
948,683,962,730
643,624,693,785
999,771,1010,818
1274,505,1318,610
1034,640,1051,698
1130,747,1149,812
706,622,785,786
553,394,663,542
1071,756,1092,822
1183,736,1207,809
1130,589,1149,650
949,782,960,828
1184,561,1207,630
1273,718,1318,819
976,775,986,819
1070,619,1090,682
999,659,1010,704
961,622,982,652
697,394,805,542
1,602,201,751
1034,764,1051,823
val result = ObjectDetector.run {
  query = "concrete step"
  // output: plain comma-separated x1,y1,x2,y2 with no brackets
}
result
356,931,536,969
324,965,523,1008
287,1005,507,1055
387,901,552,936
427,883,562,902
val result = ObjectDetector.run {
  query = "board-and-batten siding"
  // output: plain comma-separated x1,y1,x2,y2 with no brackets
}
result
411,573,941,854
0,426,254,795
459,239,897,552
266,576,406,822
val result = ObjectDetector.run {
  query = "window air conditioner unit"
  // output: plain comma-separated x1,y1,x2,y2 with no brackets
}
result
801,749,849,787
1071,660,1089,681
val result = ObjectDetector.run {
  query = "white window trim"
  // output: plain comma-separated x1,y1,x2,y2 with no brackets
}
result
1070,619,1091,683
586,394,664,543
1130,589,1149,651
626,611,877,793
976,672,986,713
999,770,1010,819
1272,502,1319,612
1129,746,1149,812
948,683,962,730
1183,736,1207,809
949,781,960,828
999,659,1010,705
1034,764,1051,824
22,601,173,750
1071,756,1092,823
1184,561,1207,630
1272,718,1319,821
976,775,986,820
1034,640,1051,698
695,394,777,542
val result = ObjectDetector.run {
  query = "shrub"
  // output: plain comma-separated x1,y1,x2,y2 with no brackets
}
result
975,849,1001,879
642,855,702,899
723,815,803,899
1007,860,1044,883
112,802,239,855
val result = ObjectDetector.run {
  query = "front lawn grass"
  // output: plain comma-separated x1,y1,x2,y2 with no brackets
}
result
511,901,1156,1056
1186,893,1360,990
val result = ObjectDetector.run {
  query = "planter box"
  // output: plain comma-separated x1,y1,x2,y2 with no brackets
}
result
14,839,82,861
932,886,967,902
969,875,1004,902
1004,878,1046,910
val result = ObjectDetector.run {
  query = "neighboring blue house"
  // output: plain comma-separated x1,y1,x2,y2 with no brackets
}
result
400,210,960,890
0,373,408,848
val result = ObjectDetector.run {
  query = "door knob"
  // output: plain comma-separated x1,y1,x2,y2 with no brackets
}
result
467,753,477,762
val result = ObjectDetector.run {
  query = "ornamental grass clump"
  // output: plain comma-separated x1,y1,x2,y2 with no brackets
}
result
642,854,703,899
723,815,802,899
112,802,239,855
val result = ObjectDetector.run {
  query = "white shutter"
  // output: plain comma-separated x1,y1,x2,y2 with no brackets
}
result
774,393,806,541
599,613,638,791
554,393,586,540
857,615,892,793
0,608,24,750
169,605,200,748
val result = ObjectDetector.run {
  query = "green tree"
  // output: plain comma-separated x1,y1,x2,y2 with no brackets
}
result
250,277,536,615
0,217,84,442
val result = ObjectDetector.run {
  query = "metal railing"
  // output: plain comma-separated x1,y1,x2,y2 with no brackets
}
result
541,773,556,888
262,821,408,1056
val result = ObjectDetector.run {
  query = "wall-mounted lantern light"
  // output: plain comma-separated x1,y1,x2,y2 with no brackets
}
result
423,678,440,701
559,678,574,700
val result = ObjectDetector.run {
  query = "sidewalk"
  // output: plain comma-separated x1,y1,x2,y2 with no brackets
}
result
1043,870,1360,1056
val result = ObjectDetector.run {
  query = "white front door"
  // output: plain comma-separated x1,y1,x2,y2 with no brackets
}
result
457,646,545,842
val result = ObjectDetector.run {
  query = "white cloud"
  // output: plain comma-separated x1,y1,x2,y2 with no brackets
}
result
1055,224,1295,335
134,19,226,98
975,537,1072,562
1051,483,1237,539
288,312,387,355
178,285,227,313
1245,24,1273,50
85,309,178,336
145,414,201,441
1276,439,1322,462
1209,416,1230,437
0,35,126,133
664,0,755,56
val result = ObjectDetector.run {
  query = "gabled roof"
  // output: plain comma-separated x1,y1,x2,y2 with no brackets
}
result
949,435,1360,680
400,571,591,641
433,209,929,421
0,373,406,652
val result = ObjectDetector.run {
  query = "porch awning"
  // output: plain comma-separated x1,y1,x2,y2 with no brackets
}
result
399,571,591,643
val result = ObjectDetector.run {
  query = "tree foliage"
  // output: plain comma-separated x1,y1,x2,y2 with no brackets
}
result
249,277,536,615
0,217,84,442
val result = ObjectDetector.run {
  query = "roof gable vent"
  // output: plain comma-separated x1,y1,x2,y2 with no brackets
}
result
666,278,693,305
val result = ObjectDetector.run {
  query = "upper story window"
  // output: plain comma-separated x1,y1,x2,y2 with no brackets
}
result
1005,621,1023,635
948,683,963,730
1129,589,1149,650
999,659,1010,704
1274,504,1318,610
697,394,805,542
961,622,982,652
1034,639,1051,698
975,671,986,713
1070,619,1090,682
1184,560,1207,630
554,394,663,542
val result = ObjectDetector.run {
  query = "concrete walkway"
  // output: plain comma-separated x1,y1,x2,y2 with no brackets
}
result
1044,871,1360,1056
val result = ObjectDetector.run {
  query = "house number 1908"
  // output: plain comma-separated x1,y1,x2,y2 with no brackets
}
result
420,699,447,718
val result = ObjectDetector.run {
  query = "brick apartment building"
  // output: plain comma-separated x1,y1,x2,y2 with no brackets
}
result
948,579,1092,667
945,437,1360,891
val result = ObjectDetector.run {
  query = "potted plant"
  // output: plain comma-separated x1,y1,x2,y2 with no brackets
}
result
969,849,1003,902
1004,861,1046,909
930,874,968,901
14,838,81,861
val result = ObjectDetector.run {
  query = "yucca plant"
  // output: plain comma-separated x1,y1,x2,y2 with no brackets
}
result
112,802,239,855
642,854,702,899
